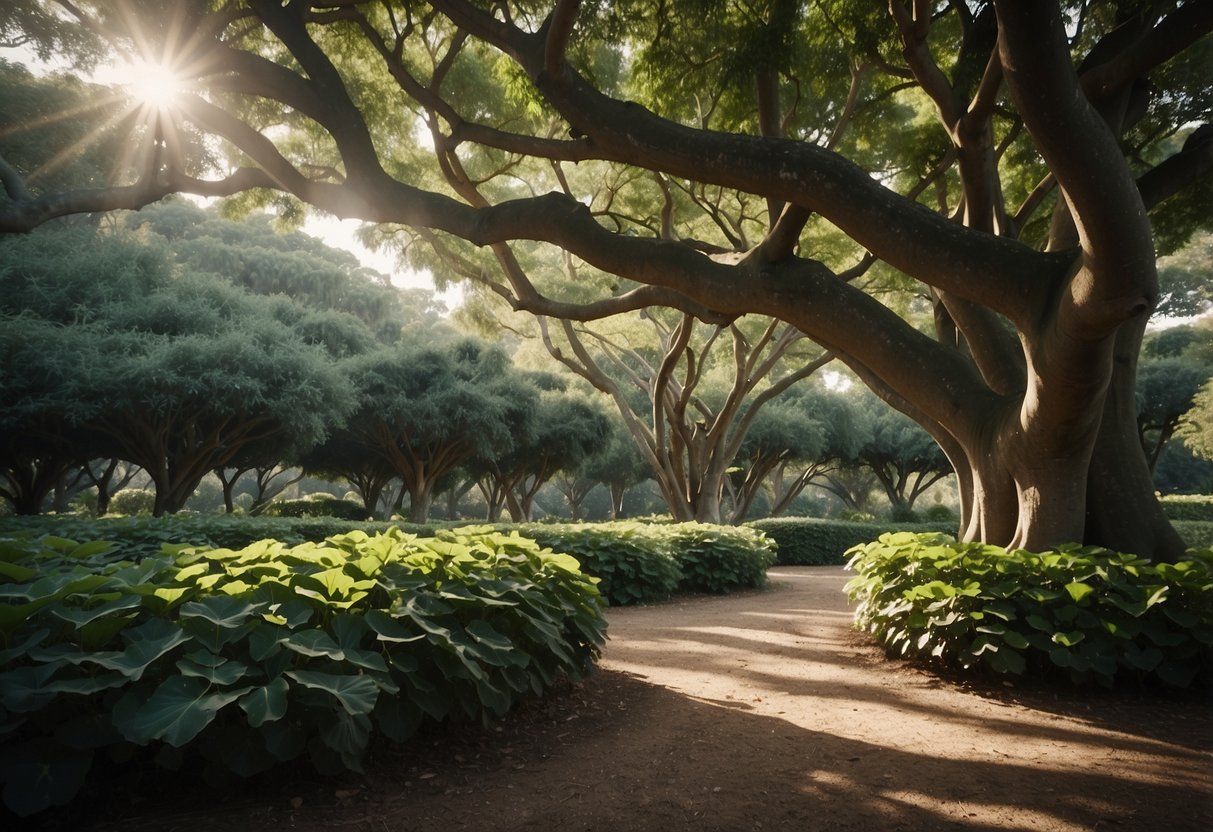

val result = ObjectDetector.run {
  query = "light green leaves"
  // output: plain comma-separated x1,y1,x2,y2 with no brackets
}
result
0,525,608,818
846,532,1213,689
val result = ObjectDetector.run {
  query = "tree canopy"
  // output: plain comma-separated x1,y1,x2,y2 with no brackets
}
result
0,228,356,514
1,1,1210,556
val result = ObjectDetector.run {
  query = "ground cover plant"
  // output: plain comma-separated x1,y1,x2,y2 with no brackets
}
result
0,526,606,817
846,532,1213,688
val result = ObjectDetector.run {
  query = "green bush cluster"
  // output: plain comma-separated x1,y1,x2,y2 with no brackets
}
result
845,532,1213,688
1160,494,1213,522
519,522,777,605
1175,520,1213,548
745,518,954,566
261,496,371,520
0,527,605,816
106,488,156,516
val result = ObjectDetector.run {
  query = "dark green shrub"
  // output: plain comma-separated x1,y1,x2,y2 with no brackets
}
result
0,527,605,816
922,504,957,523
262,496,370,520
1175,520,1213,548
519,522,681,605
845,532,1213,688
107,488,156,516
745,517,954,566
664,524,776,594
518,521,776,603
1160,495,1213,522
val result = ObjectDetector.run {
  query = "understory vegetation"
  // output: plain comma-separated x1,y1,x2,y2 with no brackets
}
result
0,527,606,816
846,533,1213,689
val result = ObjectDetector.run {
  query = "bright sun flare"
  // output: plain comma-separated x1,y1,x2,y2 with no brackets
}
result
116,59,185,108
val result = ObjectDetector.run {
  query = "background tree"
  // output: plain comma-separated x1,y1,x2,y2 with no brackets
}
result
850,392,954,517
0,228,355,515
535,311,831,522
728,383,865,521
1,1,1211,556
473,388,612,521
339,338,537,523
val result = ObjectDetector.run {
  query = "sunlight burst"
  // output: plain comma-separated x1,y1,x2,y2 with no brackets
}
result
110,59,186,109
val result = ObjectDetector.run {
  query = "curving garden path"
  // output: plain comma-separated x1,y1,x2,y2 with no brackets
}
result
89,567,1211,832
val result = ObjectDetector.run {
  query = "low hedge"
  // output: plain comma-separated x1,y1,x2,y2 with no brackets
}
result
1175,520,1213,548
1160,495,1213,522
517,521,777,605
0,527,605,817
845,532,1213,689
261,496,371,520
746,517,954,566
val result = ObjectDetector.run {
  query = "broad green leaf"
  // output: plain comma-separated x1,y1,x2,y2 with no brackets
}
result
0,664,60,712
85,618,190,680
44,673,128,696
0,627,50,665
50,595,143,628
1064,582,1095,603
364,609,425,643
177,655,250,686
179,596,263,628
239,677,289,727
0,561,37,582
283,628,344,659
112,676,249,747
1052,630,1086,647
284,670,378,715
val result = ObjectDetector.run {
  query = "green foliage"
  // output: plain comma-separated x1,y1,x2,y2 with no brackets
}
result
746,517,954,566
0,527,605,816
1160,495,1213,522
845,533,1213,688
665,524,777,595
1174,521,1213,549
518,521,775,605
263,496,370,521
519,522,679,605
106,489,156,516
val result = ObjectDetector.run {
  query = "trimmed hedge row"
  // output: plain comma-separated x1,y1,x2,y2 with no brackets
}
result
846,532,1213,688
1160,495,1213,522
0,517,779,607
1174,520,1213,548
0,527,606,816
516,522,778,605
745,517,954,566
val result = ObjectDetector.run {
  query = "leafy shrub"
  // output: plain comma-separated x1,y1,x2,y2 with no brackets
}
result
922,505,957,523
262,496,370,520
518,521,775,604
107,488,156,516
664,524,776,595
887,504,920,523
745,518,954,566
845,532,1213,689
1175,520,1213,548
0,516,776,608
1160,495,1213,522
0,527,605,816
519,522,681,605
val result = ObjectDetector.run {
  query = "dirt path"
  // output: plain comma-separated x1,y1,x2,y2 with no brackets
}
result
84,567,1212,832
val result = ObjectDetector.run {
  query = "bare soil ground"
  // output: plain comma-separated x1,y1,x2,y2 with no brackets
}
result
49,567,1213,831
